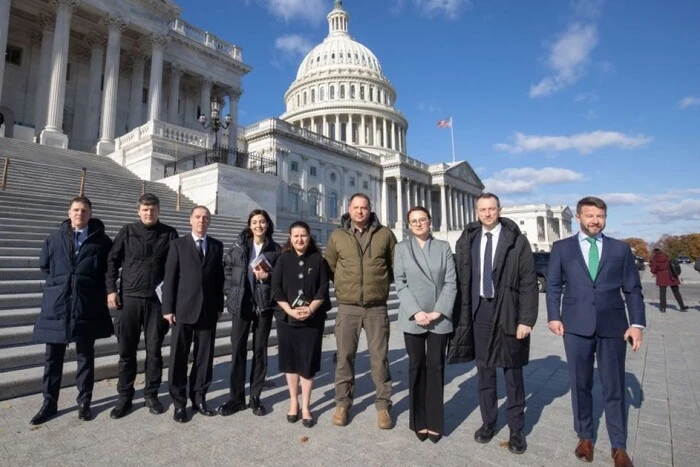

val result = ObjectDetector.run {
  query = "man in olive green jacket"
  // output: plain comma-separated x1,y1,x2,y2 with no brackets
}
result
325,193,397,430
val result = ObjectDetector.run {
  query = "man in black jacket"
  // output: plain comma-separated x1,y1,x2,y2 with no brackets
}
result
447,193,538,455
106,193,178,418
162,206,224,423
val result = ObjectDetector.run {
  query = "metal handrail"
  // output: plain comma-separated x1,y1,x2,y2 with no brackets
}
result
163,146,278,178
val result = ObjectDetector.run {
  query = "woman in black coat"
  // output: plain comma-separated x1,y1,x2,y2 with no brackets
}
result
271,221,331,428
30,197,113,425
218,209,281,417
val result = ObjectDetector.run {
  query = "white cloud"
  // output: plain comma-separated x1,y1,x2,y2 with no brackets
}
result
570,0,603,19
575,91,599,103
483,167,584,194
393,0,472,19
678,96,700,109
261,0,327,23
494,130,653,155
274,34,314,58
586,110,598,120
530,23,598,98
649,199,700,222
597,193,644,205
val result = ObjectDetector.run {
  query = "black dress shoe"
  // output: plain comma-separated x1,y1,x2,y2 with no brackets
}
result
428,432,443,444
77,402,92,421
474,424,496,444
508,430,527,454
302,417,315,428
249,396,267,416
144,396,164,415
30,401,57,426
680,306,689,312
110,398,133,419
287,413,300,423
192,401,216,417
660,308,666,313
173,407,188,423
217,399,247,416
415,431,428,442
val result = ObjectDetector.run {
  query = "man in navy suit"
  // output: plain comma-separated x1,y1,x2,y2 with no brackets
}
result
547,196,644,467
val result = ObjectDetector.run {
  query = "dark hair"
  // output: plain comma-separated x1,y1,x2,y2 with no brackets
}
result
476,192,500,208
576,196,607,215
138,193,160,208
406,206,431,222
190,205,211,216
240,209,275,244
282,221,319,255
348,192,371,207
69,196,92,209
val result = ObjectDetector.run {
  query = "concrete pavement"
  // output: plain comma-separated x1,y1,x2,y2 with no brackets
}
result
1,279,699,466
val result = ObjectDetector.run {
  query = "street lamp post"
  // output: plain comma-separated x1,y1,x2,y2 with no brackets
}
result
198,100,232,163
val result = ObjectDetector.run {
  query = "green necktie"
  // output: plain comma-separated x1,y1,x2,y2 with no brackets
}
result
587,237,599,280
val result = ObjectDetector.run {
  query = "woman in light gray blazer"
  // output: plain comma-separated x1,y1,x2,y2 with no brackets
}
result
395,206,457,443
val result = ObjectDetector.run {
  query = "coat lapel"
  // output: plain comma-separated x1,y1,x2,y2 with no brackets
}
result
408,237,435,284
596,235,610,276
570,235,593,282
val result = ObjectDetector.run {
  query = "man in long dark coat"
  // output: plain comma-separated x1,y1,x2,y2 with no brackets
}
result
30,197,113,425
447,192,538,455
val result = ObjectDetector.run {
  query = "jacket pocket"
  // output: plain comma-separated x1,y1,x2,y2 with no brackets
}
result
41,284,67,319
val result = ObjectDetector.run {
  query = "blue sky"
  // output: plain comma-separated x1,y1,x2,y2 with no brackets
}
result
175,0,699,241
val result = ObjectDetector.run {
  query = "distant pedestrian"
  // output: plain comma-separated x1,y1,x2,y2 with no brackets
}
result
30,197,113,425
649,248,688,312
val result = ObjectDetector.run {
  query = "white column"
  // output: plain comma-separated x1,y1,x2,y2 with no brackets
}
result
167,64,182,124
335,114,340,141
381,177,389,225
148,34,167,122
0,0,11,105
461,192,467,227
33,15,55,137
322,115,327,137
382,118,387,148
40,0,80,149
405,179,411,211
395,177,404,229
127,48,145,131
390,121,396,150
440,185,447,232
360,114,366,145
200,77,212,119
82,31,105,146
426,186,432,214
372,115,378,146
227,88,241,153
96,15,126,156
413,182,419,207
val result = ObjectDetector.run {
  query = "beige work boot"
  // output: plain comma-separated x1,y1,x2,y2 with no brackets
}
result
377,409,393,430
332,406,348,426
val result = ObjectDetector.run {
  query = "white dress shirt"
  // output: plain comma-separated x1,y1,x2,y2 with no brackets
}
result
479,223,502,297
191,232,207,257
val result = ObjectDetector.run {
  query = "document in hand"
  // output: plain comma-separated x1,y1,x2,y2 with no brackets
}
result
251,253,273,273
291,291,310,308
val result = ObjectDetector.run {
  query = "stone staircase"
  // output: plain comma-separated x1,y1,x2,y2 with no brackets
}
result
0,137,399,401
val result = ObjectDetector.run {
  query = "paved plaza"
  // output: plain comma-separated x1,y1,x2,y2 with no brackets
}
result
1,269,699,467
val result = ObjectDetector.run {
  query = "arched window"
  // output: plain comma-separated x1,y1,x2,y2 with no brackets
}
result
308,189,320,217
296,94,300,106
289,184,302,214
369,87,374,102
330,85,335,99
320,87,325,101
350,85,356,99
360,86,365,100
340,85,345,99
311,89,315,103
328,192,338,219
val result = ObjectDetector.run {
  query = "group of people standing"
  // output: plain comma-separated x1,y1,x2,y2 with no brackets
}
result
28,191,645,467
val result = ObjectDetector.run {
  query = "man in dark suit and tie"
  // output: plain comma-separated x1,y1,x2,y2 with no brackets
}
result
162,205,224,423
448,193,538,455
547,196,644,467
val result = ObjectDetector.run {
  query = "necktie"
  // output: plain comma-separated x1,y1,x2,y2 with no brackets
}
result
196,239,204,260
483,232,493,298
587,237,599,280
74,231,81,255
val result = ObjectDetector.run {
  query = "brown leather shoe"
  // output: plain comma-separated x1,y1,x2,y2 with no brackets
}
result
575,439,594,463
377,409,393,430
332,406,348,426
611,448,633,467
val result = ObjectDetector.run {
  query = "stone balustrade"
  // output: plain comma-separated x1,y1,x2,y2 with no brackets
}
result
169,18,243,61
115,120,207,150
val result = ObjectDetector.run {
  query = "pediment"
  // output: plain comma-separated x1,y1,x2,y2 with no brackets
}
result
445,161,484,189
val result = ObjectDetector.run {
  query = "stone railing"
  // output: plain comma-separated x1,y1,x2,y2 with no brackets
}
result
115,120,208,150
169,19,243,61
245,118,381,164
381,153,429,170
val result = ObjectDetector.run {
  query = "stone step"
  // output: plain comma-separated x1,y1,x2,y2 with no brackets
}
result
0,247,41,257
0,309,400,401
0,308,39,327
0,280,44,294
0,293,43,313
0,268,44,280
0,257,41,268
0,239,45,248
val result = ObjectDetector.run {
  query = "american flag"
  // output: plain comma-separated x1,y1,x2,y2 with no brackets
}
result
437,118,452,128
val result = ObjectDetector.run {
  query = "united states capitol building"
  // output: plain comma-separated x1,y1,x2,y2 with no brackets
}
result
0,0,489,243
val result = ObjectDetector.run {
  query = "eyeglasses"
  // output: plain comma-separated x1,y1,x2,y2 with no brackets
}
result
408,218,430,226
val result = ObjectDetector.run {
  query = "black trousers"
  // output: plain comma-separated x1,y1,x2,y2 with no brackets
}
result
474,298,525,432
403,332,448,433
659,286,685,309
228,308,273,402
42,337,96,405
168,322,216,409
115,296,169,399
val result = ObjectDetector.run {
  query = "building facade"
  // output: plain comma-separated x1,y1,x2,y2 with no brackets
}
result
501,204,574,252
1,0,484,244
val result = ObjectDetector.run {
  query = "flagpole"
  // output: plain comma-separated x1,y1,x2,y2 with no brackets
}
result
450,117,456,163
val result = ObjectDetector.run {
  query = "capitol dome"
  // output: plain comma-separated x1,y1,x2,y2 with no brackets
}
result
280,0,408,156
